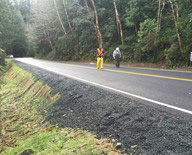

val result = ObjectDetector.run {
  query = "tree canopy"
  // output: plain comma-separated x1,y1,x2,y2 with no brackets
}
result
0,0,28,57
1,0,192,66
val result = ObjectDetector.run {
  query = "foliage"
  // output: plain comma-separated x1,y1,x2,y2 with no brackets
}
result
0,0,28,57
1,0,192,66
0,48,6,66
137,19,157,62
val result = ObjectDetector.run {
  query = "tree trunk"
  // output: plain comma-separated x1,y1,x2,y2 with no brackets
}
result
83,0,99,45
176,0,179,21
113,0,124,45
169,0,182,52
156,0,161,40
46,30,54,50
53,0,67,35
83,0,103,48
90,0,103,48
62,0,73,32
83,0,91,15
156,0,166,41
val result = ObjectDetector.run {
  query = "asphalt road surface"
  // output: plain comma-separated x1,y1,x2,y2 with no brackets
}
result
15,58,192,115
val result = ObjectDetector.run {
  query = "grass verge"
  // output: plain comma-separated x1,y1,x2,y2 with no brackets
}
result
0,62,120,155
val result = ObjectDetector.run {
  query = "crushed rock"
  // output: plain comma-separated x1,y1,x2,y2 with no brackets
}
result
15,61,192,154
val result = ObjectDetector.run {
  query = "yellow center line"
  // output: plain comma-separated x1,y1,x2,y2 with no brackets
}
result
105,69,192,82
63,63,192,82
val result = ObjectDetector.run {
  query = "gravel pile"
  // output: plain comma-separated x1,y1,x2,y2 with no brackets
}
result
16,61,192,155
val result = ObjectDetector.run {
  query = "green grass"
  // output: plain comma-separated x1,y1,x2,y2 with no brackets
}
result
0,62,119,155
3,129,108,155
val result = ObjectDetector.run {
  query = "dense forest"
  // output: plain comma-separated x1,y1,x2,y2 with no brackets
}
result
0,0,27,57
1,0,192,67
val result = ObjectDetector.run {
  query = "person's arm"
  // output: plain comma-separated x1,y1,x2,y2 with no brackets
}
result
101,49,104,57
113,51,115,59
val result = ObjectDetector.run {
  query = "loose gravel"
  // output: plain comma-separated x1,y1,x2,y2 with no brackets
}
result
15,61,192,155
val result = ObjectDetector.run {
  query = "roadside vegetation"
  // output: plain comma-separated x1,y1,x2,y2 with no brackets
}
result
27,0,192,68
0,49,12,78
0,62,120,155
0,0,28,57
1,0,192,67
0,49,6,76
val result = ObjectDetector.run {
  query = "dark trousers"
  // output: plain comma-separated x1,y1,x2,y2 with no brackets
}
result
115,55,120,67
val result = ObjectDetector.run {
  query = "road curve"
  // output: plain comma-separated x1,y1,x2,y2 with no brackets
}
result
15,58,192,115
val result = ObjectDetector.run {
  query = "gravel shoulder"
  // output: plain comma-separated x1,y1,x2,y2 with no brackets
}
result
15,61,192,155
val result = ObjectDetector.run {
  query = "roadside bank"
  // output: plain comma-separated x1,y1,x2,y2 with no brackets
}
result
15,61,192,155
0,62,120,155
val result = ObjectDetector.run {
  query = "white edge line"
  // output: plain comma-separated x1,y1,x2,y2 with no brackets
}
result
16,59,192,115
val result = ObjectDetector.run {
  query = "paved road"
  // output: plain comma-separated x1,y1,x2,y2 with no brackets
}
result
15,58,192,115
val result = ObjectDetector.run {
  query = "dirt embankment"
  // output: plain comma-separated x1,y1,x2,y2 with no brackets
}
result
16,61,192,155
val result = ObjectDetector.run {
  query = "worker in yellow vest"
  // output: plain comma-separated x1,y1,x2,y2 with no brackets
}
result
96,48,104,69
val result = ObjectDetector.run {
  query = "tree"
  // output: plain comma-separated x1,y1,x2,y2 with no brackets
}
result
62,0,73,32
113,0,124,45
83,0,103,48
90,0,103,48
168,0,182,52
0,0,28,57
138,19,157,62
53,0,67,35
22,0,192,66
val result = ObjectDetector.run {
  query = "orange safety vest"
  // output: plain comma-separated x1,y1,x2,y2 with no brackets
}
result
97,48,104,57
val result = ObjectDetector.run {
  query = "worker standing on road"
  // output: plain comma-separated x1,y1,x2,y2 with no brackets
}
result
113,47,121,68
96,47,104,69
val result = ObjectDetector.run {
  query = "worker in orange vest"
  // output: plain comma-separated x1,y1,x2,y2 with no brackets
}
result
96,48,104,69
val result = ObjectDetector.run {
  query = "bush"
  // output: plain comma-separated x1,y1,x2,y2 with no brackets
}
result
0,48,6,66
163,44,189,67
